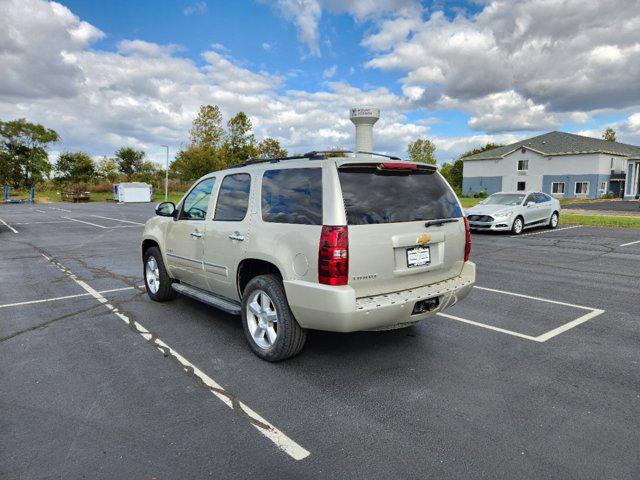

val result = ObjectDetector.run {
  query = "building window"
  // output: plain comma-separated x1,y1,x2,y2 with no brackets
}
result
517,159,528,171
551,182,565,194
575,181,589,195
599,181,608,195
517,181,526,191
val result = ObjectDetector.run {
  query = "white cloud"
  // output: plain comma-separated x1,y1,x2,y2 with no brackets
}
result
322,64,337,78
261,0,421,57
0,0,427,165
261,0,322,56
364,0,640,132
262,42,272,51
183,1,207,16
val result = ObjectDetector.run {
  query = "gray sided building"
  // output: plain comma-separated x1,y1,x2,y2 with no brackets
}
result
462,131,640,200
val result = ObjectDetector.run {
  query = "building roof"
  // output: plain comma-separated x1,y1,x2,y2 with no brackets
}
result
464,131,640,161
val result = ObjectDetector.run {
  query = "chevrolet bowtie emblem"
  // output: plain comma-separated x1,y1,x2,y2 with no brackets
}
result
417,234,430,244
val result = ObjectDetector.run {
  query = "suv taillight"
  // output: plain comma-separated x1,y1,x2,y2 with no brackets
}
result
463,217,471,262
319,226,348,285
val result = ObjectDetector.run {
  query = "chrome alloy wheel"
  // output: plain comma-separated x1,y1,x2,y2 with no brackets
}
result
145,256,160,294
246,289,278,349
551,212,559,228
513,217,523,234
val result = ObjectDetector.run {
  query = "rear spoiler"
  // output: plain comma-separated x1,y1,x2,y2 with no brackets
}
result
338,162,438,173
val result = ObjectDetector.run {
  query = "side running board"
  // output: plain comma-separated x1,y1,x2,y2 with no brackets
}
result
171,283,241,315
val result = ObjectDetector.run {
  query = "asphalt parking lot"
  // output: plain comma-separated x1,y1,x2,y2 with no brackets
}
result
1,202,639,479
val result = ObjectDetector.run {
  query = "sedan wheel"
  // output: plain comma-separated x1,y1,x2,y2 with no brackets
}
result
512,217,524,235
246,289,279,349
549,212,559,229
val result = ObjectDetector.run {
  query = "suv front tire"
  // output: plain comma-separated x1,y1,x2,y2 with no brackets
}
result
241,274,307,361
144,246,176,302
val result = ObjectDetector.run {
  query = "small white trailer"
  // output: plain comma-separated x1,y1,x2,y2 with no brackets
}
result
113,182,152,203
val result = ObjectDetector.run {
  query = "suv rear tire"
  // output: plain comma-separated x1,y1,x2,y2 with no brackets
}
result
241,274,307,361
144,246,176,302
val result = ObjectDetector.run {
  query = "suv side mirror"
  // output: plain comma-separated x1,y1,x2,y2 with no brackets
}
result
156,202,176,217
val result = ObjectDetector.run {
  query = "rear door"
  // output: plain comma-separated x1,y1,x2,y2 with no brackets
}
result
203,172,252,301
337,163,466,298
535,193,553,222
165,177,216,289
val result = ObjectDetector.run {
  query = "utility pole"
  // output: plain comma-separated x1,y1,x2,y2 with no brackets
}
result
161,145,169,202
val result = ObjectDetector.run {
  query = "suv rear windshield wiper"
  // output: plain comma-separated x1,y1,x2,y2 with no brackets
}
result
424,218,460,227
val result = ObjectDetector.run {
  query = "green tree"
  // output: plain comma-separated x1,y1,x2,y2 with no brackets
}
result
171,146,227,182
602,127,617,142
135,160,161,184
190,105,224,148
224,112,255,164
407,138,436,164
0,118,59,187
97,156,120,183
56,152,96,184
441,143,503,193
255,137,287,158
114,147,145,179
439,159,464,192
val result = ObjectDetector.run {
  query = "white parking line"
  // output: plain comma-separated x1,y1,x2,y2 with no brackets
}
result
619,240,640,247
0,286,138,309
511,225,582,238
39,253,310,461
46,206,72,212
90,215,145,226
62,216,109,228
438,285,604,342
0,218,18,234
473,285,595,311
12,220,75,225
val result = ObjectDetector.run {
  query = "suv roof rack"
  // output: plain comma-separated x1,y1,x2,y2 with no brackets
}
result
232,150,353,168
231,149,406,168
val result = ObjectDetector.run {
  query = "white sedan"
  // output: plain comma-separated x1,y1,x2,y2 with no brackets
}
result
465,191,561,235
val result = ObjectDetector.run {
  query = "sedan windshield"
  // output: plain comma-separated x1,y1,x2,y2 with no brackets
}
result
480,193,525,206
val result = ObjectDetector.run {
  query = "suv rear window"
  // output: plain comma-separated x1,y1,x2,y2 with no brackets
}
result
338,166,462,225
261,168,322,225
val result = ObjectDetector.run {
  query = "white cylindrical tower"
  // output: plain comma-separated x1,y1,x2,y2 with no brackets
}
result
350,106,380,158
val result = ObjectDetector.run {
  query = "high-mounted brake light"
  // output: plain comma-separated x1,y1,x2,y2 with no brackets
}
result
463,217,471,262
380,162,417,170
319,226,349,285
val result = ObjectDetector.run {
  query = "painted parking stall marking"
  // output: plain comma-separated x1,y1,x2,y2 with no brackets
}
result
0,286,139,309
61,216,110,228
0,217,18,233
619,239,640,247
438,285,605,342
89,214,145,226
511,225,583,238
38,252,311,461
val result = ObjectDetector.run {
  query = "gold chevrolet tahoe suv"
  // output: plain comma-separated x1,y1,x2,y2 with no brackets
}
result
141,151,475,361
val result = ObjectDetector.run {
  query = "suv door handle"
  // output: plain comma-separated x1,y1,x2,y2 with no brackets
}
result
190,230,203,238
228,232,244,241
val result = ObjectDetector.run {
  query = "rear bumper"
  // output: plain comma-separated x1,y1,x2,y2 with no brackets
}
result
284,262,476,332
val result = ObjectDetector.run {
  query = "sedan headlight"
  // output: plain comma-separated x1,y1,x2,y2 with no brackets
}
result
493,210,513,219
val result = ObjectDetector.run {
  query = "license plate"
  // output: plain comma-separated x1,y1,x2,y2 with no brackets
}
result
406,246,430,268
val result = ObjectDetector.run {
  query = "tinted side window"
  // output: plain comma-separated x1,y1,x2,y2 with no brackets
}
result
524,194,536,204
214,173,251,221
262,168,322,225
180,177,215,220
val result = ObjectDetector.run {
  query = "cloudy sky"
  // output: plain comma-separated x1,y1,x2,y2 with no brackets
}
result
1,0,640,165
